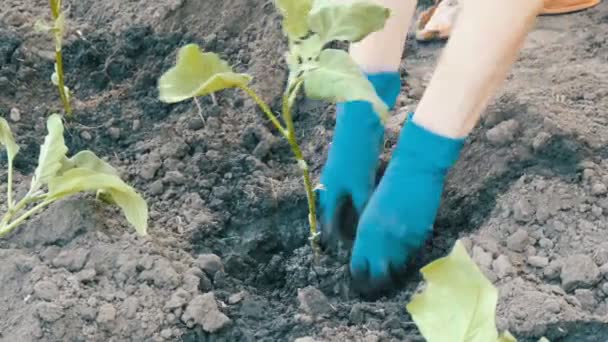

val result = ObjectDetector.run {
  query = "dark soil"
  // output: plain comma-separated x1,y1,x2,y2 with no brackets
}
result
1,0,608,341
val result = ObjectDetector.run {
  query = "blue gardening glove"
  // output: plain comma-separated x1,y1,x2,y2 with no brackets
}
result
317,72,401,248
350,113,465,297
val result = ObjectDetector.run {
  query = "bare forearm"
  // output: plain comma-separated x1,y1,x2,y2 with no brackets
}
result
413,0,543,138
349,0,418,72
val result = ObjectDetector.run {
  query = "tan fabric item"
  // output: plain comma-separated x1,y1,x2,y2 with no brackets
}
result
541,0,601,14
415,0,460,42
415,0,602,42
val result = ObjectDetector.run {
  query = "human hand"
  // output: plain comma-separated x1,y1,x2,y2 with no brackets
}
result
317,72,401,248
349,113,465,298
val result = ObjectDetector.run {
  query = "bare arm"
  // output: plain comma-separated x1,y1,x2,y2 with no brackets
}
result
413,0,544,138
349,0,418,72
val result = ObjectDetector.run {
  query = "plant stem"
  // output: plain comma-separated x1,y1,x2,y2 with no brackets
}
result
7,160,14,210
239,86,288,138
55,50,72,116
239,81,320,258
0,199,54,237
282,81,320,258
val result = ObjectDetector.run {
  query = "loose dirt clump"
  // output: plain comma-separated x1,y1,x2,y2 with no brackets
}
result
1,0,608,341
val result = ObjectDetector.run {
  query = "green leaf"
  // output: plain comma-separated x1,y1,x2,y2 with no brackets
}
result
30,114,68,192
308,0,390,43
274,0,313,39
499,331,517,342
50,0,62,18
58,150,120,177
406,240,510,342
48,168,148,235
0,117,20,163
158,44,252,103
303,49,389,122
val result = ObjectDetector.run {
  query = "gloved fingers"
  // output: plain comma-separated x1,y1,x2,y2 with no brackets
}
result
316,190,359,251
349,238,411,299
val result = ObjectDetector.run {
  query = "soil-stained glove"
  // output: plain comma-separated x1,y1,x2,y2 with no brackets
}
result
317,72,401,248
349,113,465,298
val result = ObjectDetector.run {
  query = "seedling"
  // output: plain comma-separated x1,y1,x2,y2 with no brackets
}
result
36,0,72,116
158,0,391,255
406,240,551,342
0,114,148,237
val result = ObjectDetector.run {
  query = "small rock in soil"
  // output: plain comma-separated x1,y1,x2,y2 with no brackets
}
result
532,131,551,151
165,288,191,311
80,131,93,141
228,291,246,304
108,127,121,140
123,297,139,319
182,293,231,333
34,280,59,301
187,117,205,130
527,256,549,268
195,254,224,276
574,289,597,311
507,229,529,252
493,255,514,279
472,246,493,268
240,297,266,320
96,303,116,323
297,286,333,318
486,119,519,146
9,107,20,122
148,180,164,195
601,283,608,296
52,248,90,272
36,302,64,322
138,258,180,289
76,268,96,282
79,305,97,321
164,170,186,184
513,198,535,223
544,299,561,314
294,338,317,342
561,254,601,291
160,328,173,339
538,238,554,250
599,263,608,278
591,183,608,196
593,242,608,265
349,303,366,324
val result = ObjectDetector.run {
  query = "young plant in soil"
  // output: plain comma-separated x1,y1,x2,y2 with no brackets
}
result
407,240,551,342
36,0,72,116
0,114,148,237
158,0,391,255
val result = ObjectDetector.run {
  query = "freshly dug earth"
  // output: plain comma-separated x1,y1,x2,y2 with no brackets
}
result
1,0,608,341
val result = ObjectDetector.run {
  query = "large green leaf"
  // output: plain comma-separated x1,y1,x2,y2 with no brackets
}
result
30,114,68,192
274,0,313,39
308,0,390,43
48,168,148,235
406,240,513,342
0,117,20,163
158,44,252,103
58,150,120,176
303,49,388,122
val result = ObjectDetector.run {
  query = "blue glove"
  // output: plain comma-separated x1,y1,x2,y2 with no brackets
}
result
349,113,465,297
317,72,401,248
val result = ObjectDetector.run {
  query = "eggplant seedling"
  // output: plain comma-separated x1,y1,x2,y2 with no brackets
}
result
0,114,148,237
158,0,391,255
36,0,72,116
